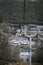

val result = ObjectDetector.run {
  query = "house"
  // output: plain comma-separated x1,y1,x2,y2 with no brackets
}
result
8,32,29,46
38,27,43,41
19,51,30,61
9,39,20,46
21,25,37,37
19,51,34,61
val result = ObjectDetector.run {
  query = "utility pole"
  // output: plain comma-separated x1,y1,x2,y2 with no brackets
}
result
22,25,37,65
29,36,32,65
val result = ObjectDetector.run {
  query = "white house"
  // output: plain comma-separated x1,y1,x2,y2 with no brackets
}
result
19,51,34,61
9,39,20,46
8,33,29,46
19,51,30,61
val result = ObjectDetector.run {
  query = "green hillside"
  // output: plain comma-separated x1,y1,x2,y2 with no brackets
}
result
0,0,43,25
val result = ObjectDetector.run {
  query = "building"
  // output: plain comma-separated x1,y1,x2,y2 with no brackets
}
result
19,51,30,61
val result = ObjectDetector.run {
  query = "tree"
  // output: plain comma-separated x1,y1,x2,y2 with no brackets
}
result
35,41,43,63
32,35,43,63
0,23,20,63
8,45,20,62
0,0,43,25
0,32,9,60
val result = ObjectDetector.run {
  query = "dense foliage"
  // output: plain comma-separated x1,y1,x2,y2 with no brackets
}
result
0,23,20,62
0,0,43,25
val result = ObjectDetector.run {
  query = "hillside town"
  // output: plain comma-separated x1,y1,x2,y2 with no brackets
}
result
0,0,43,65
0,23,43,62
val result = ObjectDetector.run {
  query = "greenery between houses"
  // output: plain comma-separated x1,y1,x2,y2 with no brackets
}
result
0,61,43,65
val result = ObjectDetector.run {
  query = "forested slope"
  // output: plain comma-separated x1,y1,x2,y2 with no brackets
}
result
0,0,43,25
